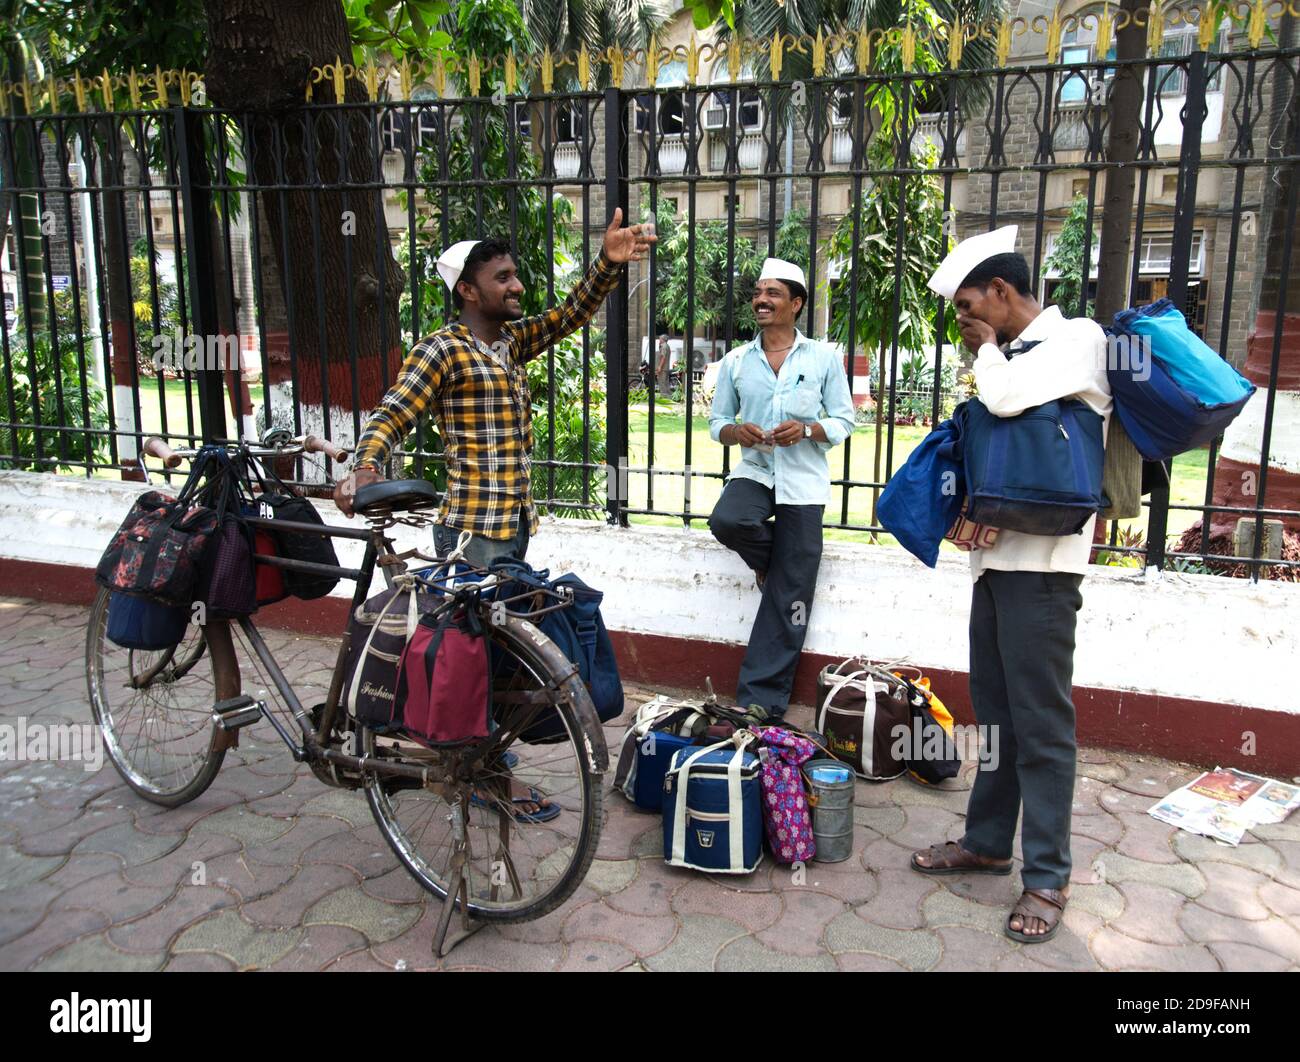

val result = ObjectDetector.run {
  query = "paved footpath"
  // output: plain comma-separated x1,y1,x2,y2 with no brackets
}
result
1,596,1298,972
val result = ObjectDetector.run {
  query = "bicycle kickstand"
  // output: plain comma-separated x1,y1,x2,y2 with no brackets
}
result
432,810,485,958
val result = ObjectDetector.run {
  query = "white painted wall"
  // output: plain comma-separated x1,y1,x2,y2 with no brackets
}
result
3,470,1296,715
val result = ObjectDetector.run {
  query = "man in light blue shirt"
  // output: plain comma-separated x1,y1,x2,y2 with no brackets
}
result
708,258,856,716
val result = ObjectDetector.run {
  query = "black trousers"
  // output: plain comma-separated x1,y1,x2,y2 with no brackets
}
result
708,478,824,717
961,569,1083,891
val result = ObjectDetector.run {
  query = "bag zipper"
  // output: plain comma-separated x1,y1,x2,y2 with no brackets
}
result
686,809,733,822
1019,411,1070,441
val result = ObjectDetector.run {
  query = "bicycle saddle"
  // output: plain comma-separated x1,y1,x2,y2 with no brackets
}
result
353,478,440,514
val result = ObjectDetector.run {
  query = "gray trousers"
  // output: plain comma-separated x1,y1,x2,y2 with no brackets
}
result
708,478,824,718
961,569,1084,891
434,517,529,568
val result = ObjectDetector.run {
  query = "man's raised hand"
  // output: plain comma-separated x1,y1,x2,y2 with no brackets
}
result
602,207,656,264
333,466,384,517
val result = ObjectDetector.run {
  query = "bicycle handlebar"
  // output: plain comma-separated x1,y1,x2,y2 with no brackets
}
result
141,434,351,466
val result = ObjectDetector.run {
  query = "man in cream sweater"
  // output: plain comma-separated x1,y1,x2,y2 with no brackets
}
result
909,227,1111,945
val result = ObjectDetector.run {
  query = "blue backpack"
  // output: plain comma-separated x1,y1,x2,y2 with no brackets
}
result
106,591,190,651
960,397,1107,536
1107,299,1255,461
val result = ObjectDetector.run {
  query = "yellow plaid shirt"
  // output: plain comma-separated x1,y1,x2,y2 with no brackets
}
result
353,251,622,539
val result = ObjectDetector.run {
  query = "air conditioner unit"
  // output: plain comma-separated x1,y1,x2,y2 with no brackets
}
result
702,105,729,130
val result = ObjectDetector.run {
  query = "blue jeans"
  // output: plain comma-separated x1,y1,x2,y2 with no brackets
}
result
433,518,530,568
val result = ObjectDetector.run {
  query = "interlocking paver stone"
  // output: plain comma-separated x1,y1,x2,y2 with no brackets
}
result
1110,882,1194,946
1088,926,1220,972
304,884,421,943
673,877,783,932
643,915,745,972
932,926,1016,971
825,913,940,970
172,910,303,969
34,932,163,971
1178,904,1300,963
717,934,838,971
242,863,363,928
1093,851,1206,897
1171,832,1282,876
753,889,845,955
107,884,235,953
922,888,1009,935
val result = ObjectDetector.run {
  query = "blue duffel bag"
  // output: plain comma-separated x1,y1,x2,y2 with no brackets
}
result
877,416,965,567
960,397,1107,536
1107,299,1255,461
106,590,189,651
489,562,625,743
663,737,763,874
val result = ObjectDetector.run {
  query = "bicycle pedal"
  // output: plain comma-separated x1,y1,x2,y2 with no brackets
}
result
212,696,264,731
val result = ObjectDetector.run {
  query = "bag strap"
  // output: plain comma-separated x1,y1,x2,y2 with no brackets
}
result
346,577,415,718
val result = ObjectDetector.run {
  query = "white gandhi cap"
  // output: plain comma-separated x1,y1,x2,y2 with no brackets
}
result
926,225,1018,300
758,257,807,291
437,240,481,292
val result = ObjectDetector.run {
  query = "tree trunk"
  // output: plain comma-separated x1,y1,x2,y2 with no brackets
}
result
1095,0,1146,525
203,0,405,463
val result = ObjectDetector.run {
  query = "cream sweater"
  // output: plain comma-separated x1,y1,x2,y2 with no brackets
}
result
969,305,1113,581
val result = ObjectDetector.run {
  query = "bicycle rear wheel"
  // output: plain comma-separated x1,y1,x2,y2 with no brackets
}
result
86,587,227,806
363,613,608,924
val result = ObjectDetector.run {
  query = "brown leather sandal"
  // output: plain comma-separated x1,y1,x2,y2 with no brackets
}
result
910,840,1013,876
1006,888,1068,943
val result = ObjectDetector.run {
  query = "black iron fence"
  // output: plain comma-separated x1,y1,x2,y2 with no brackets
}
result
1,23,1298,578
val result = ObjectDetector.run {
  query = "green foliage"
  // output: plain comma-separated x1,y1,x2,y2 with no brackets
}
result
828,137,952,363
1045,194,1097,318
1095,525,1146,568
1,325,110,472
894,350,958,423
129,237,182,379
685,0,736,30
344,0,455,62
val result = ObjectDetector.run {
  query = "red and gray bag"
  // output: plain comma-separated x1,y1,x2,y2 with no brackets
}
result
394,608,491,747
95,486,217,607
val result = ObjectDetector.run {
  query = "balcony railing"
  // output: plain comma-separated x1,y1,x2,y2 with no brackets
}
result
707,130,765,171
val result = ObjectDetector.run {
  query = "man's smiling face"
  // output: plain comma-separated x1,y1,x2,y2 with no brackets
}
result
460,254,526,321
752,279,801,329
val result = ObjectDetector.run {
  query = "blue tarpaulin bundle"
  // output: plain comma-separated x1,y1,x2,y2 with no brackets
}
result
1108,298,1255,461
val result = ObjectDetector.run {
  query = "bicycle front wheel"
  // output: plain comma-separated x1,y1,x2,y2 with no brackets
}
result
86,587,227,806
363,613,608,924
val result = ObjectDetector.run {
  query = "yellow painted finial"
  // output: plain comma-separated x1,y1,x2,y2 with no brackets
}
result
608,46,625,89
1046,6,1065,65
74,70,87,112
686,34,700,85
1146,1,1164,55
332,56,345,102
948,19,965,70
505,52,518,95
1247,0,1268,49
647,34,659,86
1097,4,1115,60
154,65,168,105
100,68,113,110
857,27,872,73
997,18,1014,68
771,30,784,81
813,28,828,76
128,67,141,110
901,24,917,71
579,44,591,90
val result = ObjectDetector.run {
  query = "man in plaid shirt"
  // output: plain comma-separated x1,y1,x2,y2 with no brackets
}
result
335,209,654,569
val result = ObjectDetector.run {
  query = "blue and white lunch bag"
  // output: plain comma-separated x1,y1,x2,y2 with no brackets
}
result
662,734,763,874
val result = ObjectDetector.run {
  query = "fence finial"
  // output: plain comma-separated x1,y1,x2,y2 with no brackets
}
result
541,47,554,93
46,70,59,113
727,37,742,82
153,65,168,105
398,57,412,101
647,34,660,86
1146,0,1164,55
901,23,917,71
997,18,1013,68
330,56,344,102
578,44,590,90
771,30,784,81
506,52,518,95
128,67,141,110
947,19,965,70
813,28,828,76
1046,5,1064,65
1248,0,1268,48
101,68,114,110
686,33,700,85
74,70,87,112
857,27,872,73
1097,4,1115,60
1197,2,1218,51
608,45,625,89
364,57,379,101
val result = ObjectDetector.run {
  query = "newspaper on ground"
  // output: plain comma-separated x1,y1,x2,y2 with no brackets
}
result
1147,767,1300,846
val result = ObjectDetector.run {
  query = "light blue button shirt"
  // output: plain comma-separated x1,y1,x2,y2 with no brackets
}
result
709,330,856,506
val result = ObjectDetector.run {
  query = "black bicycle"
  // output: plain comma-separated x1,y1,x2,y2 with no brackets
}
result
85,434,608,953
